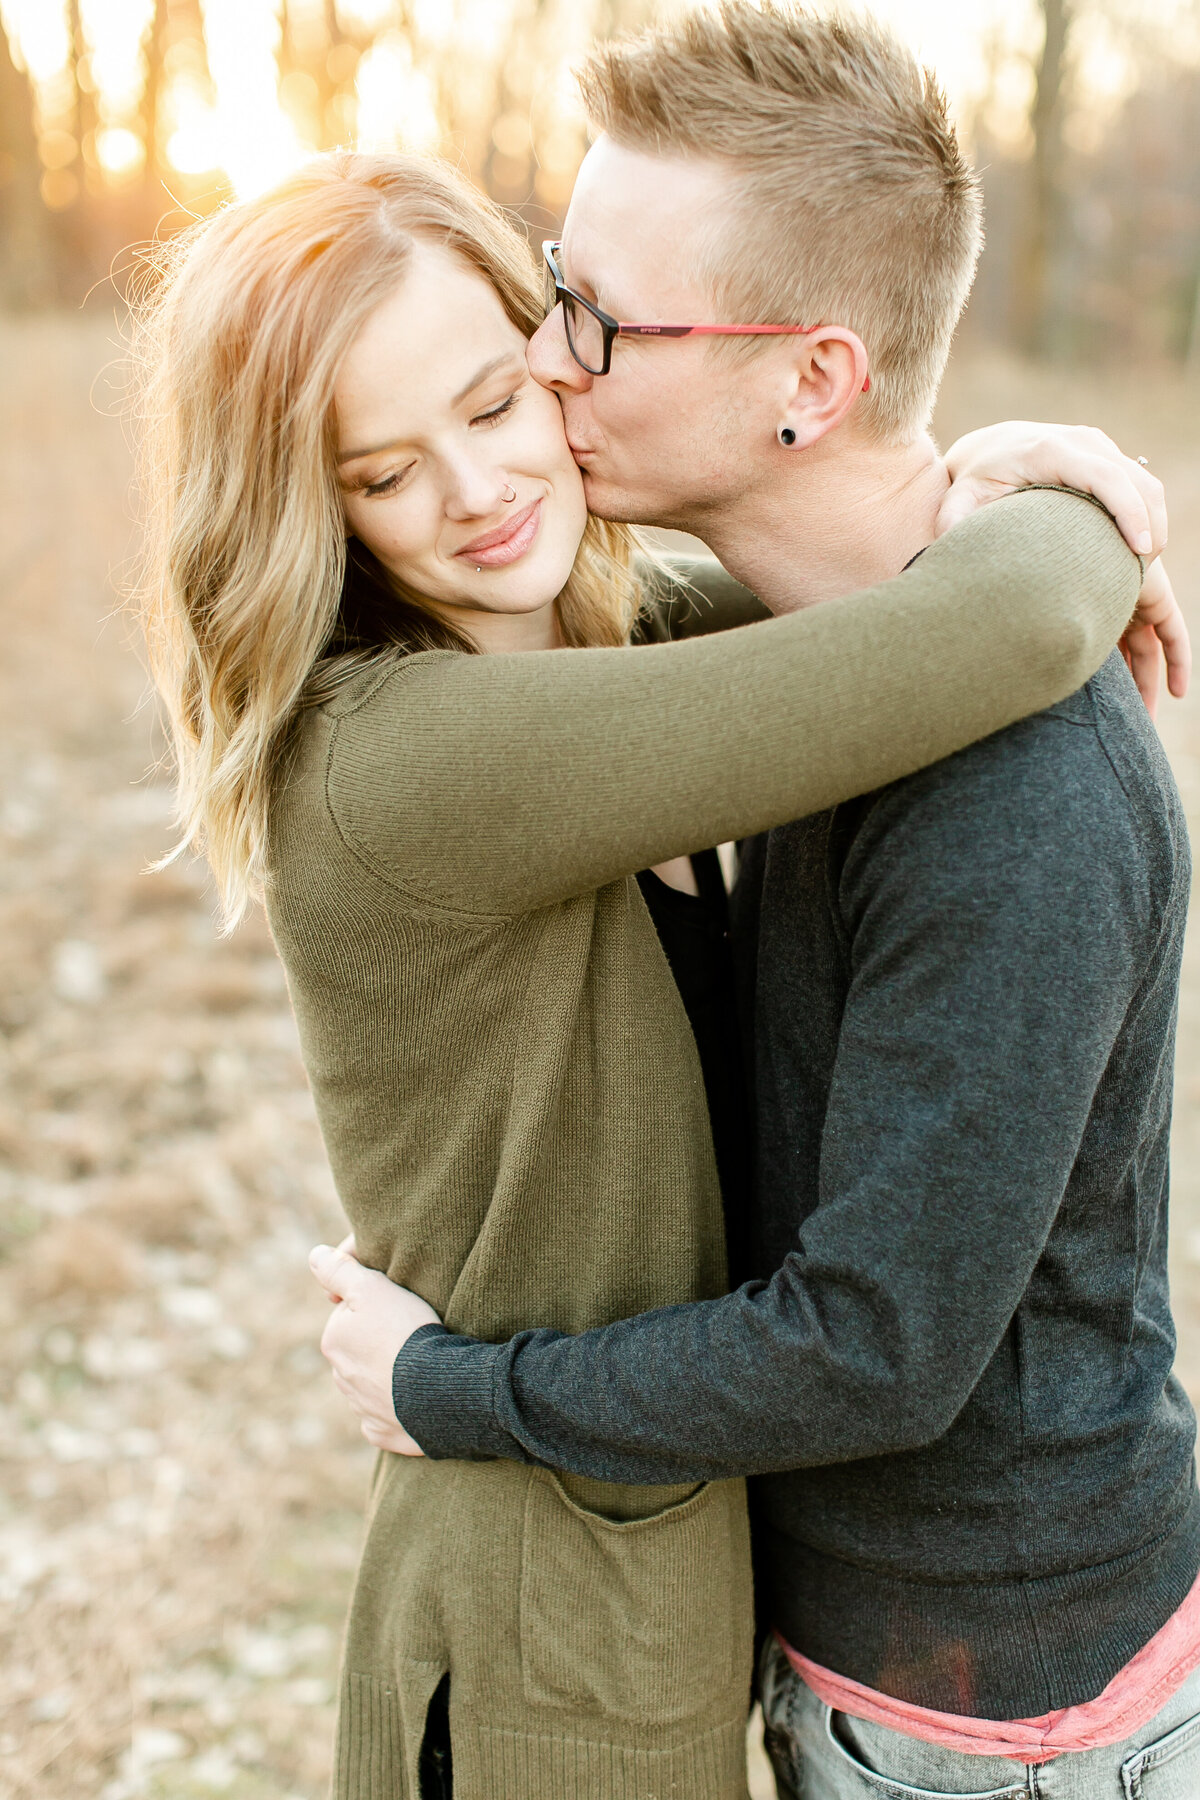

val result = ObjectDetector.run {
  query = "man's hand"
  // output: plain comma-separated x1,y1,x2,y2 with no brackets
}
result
937,421,1189,715
308,1242,440,1456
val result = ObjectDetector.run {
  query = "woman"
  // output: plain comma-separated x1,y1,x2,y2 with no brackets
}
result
134,151,1165,1800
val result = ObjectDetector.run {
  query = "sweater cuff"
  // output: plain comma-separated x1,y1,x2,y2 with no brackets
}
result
392,1322,514,1461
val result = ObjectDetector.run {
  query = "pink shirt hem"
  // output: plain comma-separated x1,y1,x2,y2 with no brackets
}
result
778,1567,1200,1765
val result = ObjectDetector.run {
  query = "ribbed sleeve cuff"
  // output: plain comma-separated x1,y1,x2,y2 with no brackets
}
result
392,1322,514,1461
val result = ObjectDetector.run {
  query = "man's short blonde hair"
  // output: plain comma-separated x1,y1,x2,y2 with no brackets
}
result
578,2,982,441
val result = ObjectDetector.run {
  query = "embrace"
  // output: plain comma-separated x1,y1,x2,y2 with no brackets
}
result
134,5,1198,1798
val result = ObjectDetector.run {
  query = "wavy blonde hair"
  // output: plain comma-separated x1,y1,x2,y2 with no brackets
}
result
131,152,643,927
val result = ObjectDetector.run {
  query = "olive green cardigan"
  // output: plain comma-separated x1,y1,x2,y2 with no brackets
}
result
265,492,1139,1800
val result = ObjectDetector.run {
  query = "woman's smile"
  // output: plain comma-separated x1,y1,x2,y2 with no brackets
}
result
455,496,543,568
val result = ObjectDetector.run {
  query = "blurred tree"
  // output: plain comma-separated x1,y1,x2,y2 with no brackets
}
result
964,0,1200,368
143,0,168,187
0,19,55,304
53,0,104,277
12,0,1185,352
482,0,552,210
144,0,212,180
1080,64,1200,365
430,0,657,225
1013,0,1074,354
68,0,100,191
280,0,362,151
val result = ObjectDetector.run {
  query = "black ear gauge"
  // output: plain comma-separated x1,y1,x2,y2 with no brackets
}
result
779,427,796,446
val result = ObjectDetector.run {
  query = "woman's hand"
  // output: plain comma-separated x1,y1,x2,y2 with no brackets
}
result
938,421,1167,556
937,422,1188,715
1119,559,1190,721
309,1242,439,1456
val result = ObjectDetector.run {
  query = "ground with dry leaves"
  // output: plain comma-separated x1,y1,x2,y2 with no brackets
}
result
1,317,1198,1800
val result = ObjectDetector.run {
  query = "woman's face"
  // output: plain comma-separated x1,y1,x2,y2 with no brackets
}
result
335,242,587,644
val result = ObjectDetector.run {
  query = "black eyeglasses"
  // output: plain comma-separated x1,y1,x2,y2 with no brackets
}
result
541,240,870,387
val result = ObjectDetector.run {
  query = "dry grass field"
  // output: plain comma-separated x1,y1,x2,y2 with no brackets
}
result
0,315,1197,1800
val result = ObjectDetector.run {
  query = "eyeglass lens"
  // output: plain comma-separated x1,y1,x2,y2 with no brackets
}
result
563,299,605,374
544,252,606,374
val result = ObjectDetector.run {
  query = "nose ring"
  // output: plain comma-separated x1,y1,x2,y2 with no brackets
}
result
500,483,516,502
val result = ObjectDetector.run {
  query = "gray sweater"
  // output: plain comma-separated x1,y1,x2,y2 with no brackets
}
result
395,650,1198,1719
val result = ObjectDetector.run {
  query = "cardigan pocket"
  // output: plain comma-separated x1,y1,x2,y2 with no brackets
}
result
519,1467,746,1727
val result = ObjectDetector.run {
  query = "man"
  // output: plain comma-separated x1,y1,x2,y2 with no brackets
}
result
312,5,1198,1794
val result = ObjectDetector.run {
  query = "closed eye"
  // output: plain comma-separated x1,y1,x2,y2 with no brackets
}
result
354,387,521,494
361,464,414,498
472,391,520,428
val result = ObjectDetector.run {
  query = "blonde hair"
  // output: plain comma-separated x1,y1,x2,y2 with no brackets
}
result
578,2,982,441
131,152,642,927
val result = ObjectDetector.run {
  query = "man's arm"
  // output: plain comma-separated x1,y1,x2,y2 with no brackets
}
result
385,698,1158,1481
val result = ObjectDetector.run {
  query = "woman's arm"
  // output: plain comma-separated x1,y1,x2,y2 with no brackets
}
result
327,488,1139,918
939,422,1166,556
938,421,1185,712
643,424,1180,676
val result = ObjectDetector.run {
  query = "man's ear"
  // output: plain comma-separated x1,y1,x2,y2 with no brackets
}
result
776,327,869,451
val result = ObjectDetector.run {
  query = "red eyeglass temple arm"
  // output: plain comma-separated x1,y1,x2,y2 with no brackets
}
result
615,322,870,392
618,323,814,337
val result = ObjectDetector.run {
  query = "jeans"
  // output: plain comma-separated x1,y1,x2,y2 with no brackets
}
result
759,1636,1200,1800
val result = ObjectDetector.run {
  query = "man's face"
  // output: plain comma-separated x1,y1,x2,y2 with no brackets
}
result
527,137,784,530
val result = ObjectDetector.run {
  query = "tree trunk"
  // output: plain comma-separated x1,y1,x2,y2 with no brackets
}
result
0,23,57,305
142,0,169,192
280,0,358,150
61,0,102,281
67,0,100,165
1185,263,1200,377
1014,0,1072,355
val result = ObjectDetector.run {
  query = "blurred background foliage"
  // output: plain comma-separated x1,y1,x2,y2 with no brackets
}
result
0,0,646,304
0,0,1199,368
